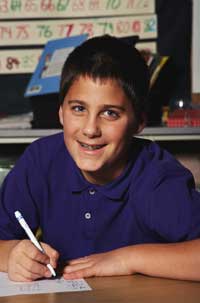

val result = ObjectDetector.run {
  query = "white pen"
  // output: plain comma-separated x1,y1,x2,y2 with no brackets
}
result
14,210,56,277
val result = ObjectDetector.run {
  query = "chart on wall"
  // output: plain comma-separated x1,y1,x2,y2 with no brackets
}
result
0,0,157,74
0,0,155,18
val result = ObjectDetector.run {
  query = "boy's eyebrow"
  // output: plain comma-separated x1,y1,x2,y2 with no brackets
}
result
67,100,125,111
67,100,85,105
101,104,125,111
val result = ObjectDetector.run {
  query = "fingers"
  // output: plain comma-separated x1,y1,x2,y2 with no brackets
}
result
63,266,95,280
41,242,60,268
63,256,96,279
64,259,93,273
25,242,59,278
27,246,50,265
9,258,51,282
8,253,52,282
68,256,90,265
63,248,133,279
8,240,58,281
21,252,52,277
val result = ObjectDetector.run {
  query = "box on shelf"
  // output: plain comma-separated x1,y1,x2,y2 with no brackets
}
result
24,35,88,129
167,109,200,127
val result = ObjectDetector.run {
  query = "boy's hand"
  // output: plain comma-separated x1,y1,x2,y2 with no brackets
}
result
63,247,134,279
7,239,59,282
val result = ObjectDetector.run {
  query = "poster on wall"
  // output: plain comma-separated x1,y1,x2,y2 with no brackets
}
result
0,0,155,19
0,15,157,46
0,49,42,74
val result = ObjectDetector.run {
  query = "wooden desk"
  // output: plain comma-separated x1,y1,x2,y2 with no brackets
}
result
1,275,200,303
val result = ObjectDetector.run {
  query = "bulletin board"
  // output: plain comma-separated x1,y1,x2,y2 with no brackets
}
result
0,0,157,117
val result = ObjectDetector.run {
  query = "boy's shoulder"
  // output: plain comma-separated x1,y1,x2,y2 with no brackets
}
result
19,131,68,167
133,137,182,169
33,131,64,146
131,137,193,189
29,131,64,153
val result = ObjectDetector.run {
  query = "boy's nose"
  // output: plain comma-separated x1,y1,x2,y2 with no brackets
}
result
82,117,101,138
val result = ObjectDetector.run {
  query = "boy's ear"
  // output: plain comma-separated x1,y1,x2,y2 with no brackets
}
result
135,112,146,134
58,106,64,126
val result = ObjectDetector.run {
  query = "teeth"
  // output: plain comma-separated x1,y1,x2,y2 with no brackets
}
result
80,142,103,150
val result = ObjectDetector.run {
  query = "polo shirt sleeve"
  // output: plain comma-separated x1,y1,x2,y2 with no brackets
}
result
0,143,44,240
147,164,200,242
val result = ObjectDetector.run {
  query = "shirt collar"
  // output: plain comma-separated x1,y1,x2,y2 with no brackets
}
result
68,149,138,201
70,138,144,200
97,158,136,200
69,159,90,193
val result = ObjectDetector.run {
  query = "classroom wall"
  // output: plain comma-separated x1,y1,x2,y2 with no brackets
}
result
0,0,157,117
0,0,192,125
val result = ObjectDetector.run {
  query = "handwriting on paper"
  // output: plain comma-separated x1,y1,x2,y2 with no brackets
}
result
0,272,91,297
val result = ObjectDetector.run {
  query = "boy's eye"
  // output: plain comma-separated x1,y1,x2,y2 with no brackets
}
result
103,109,120,119
71,105,85,112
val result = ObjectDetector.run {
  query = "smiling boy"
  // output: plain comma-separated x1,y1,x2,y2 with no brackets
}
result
0,35,200,282
59,76,139,184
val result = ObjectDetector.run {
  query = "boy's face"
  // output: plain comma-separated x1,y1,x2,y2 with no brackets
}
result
59,76,143,184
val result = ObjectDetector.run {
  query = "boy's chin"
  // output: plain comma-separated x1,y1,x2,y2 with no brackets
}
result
80,167,102,174
80,167,105,179
77,161,104,173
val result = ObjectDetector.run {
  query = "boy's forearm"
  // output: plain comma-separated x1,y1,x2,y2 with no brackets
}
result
127,239,200,281
0,240,20,272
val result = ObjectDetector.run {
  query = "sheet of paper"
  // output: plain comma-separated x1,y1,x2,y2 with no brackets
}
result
0,272,91,297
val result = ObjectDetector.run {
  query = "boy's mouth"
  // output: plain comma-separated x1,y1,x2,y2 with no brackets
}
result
78,141,106,151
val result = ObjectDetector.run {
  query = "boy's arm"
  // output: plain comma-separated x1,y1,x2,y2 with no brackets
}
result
128,239,200,281
63,239,200,281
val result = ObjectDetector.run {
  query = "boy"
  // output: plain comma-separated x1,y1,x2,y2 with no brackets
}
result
0,35,200,282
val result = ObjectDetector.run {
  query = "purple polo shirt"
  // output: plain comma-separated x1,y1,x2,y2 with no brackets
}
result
0,133,200,261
